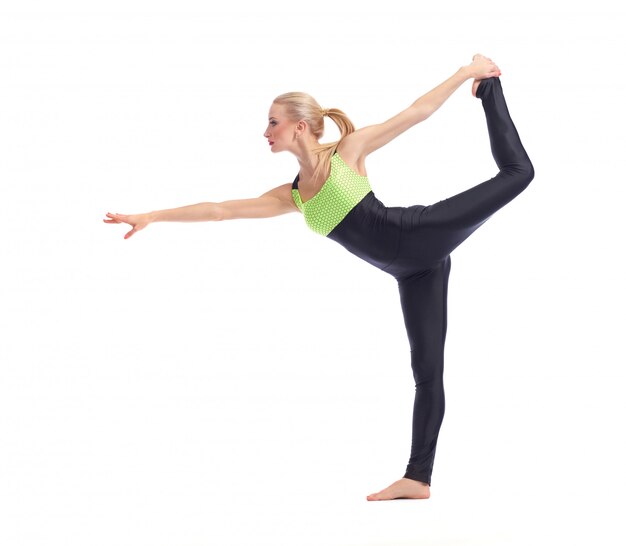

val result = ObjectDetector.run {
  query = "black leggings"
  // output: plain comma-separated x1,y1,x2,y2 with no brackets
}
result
326,77,534,485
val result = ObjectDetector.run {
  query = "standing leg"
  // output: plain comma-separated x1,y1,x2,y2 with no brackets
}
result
367,258,451,501
399,258,451,486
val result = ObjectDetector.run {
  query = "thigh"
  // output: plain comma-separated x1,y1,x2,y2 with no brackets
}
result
397,257,451,381
391,171,527,270
420,171,525,232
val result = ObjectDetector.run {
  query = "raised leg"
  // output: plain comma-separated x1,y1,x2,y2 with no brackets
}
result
416,77,534,259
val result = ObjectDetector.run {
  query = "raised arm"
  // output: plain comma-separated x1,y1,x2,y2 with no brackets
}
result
104,183,298,239
340,54,501,159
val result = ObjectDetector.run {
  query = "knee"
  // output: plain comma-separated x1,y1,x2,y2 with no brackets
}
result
520,159,535,188
410,352,444,388
505,157,534,192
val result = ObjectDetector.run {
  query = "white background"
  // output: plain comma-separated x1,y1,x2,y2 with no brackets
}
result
1,1,625,545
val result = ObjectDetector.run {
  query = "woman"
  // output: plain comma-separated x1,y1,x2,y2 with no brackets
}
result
104,54,534,501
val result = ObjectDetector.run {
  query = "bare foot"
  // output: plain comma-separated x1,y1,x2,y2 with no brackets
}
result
366,478,430,501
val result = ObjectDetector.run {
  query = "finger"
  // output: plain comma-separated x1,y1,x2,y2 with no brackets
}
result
124,228,136,239
103,219,120,224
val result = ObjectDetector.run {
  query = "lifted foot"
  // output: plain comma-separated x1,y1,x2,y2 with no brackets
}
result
366,478,430,501
472,79,482,97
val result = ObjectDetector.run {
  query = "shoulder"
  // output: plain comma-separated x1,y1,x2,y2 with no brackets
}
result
336,133,368,176
262,182,296,202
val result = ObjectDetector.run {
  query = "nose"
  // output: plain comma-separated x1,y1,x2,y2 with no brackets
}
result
264,127,271,138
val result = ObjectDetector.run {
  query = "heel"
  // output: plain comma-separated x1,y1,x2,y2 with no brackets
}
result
475,76,498,100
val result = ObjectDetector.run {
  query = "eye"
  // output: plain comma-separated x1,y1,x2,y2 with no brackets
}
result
270,120,277,126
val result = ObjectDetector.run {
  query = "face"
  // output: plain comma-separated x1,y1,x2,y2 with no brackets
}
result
263,103,297,153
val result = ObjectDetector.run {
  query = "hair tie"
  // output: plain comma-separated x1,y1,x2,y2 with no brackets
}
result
321,108,329,117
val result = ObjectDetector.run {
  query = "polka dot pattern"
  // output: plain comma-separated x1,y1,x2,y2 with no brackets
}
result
292,153,372,236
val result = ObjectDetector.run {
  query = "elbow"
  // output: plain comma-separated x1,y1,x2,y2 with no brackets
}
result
409,103,435,125
212,203,226,221
423,104,438,120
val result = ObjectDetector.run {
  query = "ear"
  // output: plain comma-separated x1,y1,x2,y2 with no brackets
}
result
295,120,307,137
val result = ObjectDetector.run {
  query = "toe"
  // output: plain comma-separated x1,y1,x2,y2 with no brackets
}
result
367,490,387,501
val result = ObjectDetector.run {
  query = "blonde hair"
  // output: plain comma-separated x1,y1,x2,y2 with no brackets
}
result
272,91,355,183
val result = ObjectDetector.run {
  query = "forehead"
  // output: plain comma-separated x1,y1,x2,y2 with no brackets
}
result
268,102,288,119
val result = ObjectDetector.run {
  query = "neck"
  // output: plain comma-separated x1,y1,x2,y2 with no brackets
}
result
293,139,321,180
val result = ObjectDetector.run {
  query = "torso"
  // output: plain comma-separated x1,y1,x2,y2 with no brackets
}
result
291,147,373,237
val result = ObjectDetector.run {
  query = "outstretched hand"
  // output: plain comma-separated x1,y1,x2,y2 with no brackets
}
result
103,212,150,239
468,53,501,80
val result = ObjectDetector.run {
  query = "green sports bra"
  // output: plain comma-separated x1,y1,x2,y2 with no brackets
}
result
291,153,372,236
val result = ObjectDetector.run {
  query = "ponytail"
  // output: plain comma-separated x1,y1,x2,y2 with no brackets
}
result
312,108,355,182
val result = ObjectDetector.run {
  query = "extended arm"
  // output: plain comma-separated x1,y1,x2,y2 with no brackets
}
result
104,183,298,239
341,54,501,158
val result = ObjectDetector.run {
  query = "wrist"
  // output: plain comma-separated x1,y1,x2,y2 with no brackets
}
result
146,211,159,223
458,65,472,81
